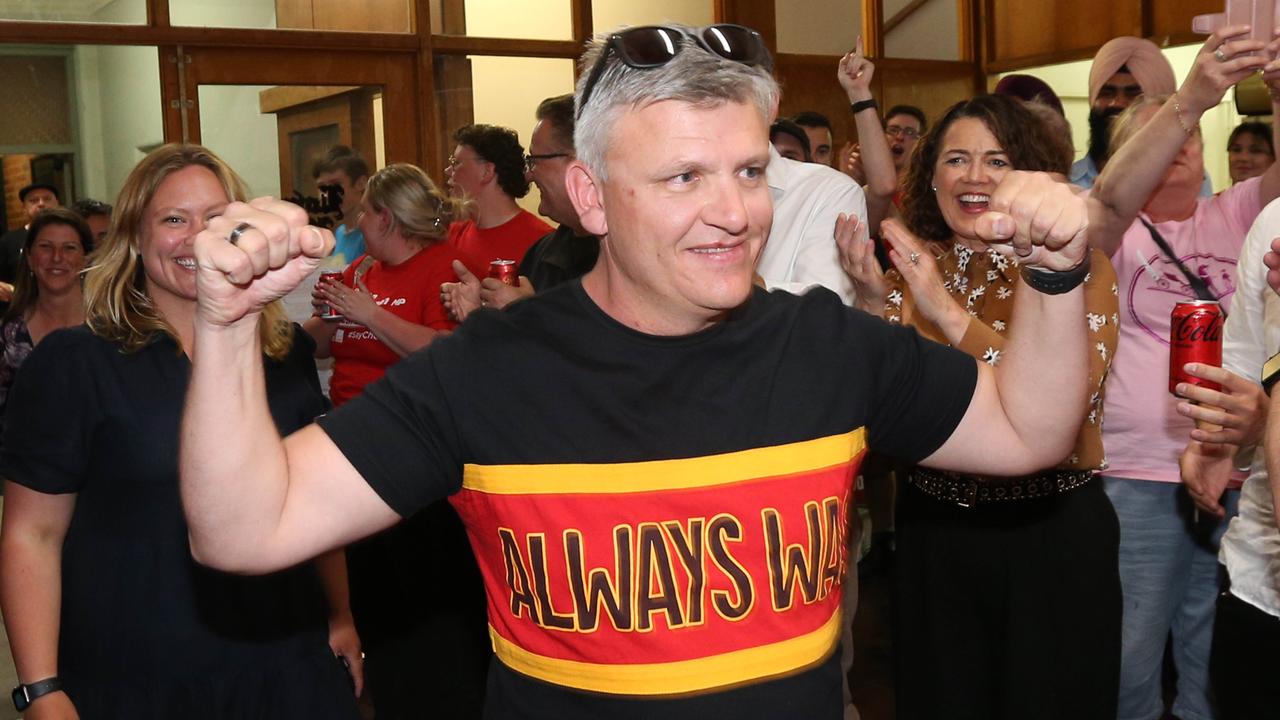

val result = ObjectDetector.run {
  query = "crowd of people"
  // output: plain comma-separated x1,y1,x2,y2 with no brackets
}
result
0,18,1279,720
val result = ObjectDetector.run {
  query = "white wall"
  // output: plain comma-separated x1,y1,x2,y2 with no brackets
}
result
884,0,960,61
468,56,576,215
997,44,1248,192
463,0,572,39
0,0,143,23
67,0,166,204
168,0,276,28
776,0,860,56
197,85,282,198
592,0,713,35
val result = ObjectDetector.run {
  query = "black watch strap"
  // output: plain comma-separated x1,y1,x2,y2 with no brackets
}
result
1019,252,1091,295
1262,350,1280,395
12,677,63,712
850,98,878,114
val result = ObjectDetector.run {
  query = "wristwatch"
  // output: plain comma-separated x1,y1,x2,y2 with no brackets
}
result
11,677,63,712
850,98,878,114
1019,252,1091,295
1262,350,1280,395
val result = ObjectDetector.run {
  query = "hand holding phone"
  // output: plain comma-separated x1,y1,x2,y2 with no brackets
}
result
1194,0,1278,52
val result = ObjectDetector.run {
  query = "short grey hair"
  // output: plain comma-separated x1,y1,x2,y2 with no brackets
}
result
574,24,779,180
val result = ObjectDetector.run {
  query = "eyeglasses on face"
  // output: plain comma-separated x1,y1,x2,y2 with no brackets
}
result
576,24,767,120
523,152,571,172
885,125,920,140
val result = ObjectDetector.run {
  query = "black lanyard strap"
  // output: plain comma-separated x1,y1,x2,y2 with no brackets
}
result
1140,217,1222,311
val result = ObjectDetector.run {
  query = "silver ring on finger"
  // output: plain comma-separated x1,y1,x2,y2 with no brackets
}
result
908,251,920,266
1214,47,1228,62
227,221,254,245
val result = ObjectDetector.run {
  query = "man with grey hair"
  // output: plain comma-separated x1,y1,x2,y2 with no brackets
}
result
182,23,1098,718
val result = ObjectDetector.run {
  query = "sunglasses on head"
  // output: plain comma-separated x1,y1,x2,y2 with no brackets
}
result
576,24,767,120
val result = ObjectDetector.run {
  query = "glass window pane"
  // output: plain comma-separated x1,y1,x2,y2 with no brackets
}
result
0,1,145,23
777,1,859,56
884,0,961,60
0,44,162,231
172,0,412,32
431,0,571,39
435,56,575,220
591,0,713,33
198,84,386,200
198,83,387,329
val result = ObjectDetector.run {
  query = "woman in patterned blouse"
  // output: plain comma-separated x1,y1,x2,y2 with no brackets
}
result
838,94,1121,719
0,207,90,422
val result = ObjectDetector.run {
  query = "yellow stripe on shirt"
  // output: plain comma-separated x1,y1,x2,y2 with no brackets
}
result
488,605,843,695
462,428,866,496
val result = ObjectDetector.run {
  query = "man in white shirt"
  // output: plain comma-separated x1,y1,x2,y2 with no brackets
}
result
1179,201,1279,719
757,144,865,306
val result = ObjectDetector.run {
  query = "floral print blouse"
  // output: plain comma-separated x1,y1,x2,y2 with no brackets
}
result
0,316,35,424
884,244,1120,472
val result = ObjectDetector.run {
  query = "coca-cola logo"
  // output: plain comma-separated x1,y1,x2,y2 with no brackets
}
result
1174,315,1223,343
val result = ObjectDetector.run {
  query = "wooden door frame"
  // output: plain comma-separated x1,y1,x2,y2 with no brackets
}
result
173,45,420,169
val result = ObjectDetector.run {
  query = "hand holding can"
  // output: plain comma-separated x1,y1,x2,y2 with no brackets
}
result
489,259,518,286
1170,299,1224,394
316,271,346,320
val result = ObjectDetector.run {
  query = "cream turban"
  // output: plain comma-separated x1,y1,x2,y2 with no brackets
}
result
1088,36,1176,106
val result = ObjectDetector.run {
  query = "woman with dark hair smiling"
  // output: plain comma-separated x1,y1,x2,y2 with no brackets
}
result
1227,120,1275,184
0,208,91,421
838,92,1121,718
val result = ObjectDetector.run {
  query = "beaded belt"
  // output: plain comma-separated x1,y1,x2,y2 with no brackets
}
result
907,466,1094,508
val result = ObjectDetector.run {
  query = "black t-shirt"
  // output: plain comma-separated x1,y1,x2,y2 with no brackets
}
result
518,225,599,293
319,282,976,719
1,326,353,716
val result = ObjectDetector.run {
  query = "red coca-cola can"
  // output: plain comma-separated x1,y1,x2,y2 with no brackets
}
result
1170,299,1224,394
317,271,345,320
488,259,517,286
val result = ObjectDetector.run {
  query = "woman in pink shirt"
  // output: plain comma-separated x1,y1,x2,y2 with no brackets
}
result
1088,27,1280,720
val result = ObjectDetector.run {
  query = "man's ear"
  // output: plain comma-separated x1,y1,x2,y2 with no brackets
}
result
564,160,607,237
478,160,496,187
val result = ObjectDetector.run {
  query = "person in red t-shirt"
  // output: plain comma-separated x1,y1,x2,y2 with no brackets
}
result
304,162,488,719
305,163,465,408
444,123,551,275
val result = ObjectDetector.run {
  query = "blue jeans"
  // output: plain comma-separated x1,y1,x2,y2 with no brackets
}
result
1103,477,1239,720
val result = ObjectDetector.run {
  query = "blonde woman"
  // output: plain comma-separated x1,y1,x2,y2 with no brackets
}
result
0,144,360,719
306,163,466,407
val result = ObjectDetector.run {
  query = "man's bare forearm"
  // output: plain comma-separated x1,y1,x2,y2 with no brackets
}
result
181,317,290,571
994,277,1089,469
